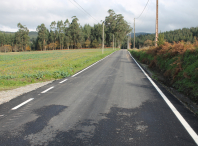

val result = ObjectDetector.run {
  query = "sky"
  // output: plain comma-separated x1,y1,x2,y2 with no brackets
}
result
0,0,198,33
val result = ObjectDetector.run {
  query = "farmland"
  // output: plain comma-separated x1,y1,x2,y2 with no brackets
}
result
0,49,117,91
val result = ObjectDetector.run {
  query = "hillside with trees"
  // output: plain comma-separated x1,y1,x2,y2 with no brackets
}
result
132,27,198,48
0,9,132,52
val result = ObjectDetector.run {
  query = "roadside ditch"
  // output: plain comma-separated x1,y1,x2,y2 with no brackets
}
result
132,55,198,117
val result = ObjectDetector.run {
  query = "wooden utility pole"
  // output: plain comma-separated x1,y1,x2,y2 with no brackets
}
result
155,0,158,47
134,18,135,49
113,34,114,50
127,34,129,49
102,22,104,54
129,32,131,49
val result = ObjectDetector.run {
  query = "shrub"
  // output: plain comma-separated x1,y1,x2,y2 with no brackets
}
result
129,41,198,103
53,71,70,79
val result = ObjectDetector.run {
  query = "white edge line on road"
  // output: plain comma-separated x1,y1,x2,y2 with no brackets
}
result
72,51,116,77
127,51,198,145
59,79,68,84
41,86,54,93
12,98,34,110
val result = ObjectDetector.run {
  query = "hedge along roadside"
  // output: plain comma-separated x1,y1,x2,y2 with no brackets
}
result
128,41,198,104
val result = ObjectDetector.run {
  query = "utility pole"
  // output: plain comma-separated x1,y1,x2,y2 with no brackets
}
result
155,0,158,47
127,34,129,49
102,22,104,54
113,34,114,50
129,32,131,49
128,33,130,49
134,18,135,49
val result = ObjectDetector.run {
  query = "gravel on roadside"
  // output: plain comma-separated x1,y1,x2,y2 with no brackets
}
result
0,81,53,105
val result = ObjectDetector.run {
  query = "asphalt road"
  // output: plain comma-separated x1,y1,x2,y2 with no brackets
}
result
0,49,197,146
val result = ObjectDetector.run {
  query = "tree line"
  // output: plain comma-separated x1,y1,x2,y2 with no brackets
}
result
132,27,198,48
0,9,132,52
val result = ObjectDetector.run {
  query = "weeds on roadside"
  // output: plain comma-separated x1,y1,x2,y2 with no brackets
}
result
129,41,198,103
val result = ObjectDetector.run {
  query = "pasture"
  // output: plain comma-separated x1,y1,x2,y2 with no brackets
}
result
0,49,116,91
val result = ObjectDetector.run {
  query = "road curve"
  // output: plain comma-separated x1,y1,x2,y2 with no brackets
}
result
0,49,197,146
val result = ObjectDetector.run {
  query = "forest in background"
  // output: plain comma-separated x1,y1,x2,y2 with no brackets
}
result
1,7,198,52
0,9,132,52
132,27,198,48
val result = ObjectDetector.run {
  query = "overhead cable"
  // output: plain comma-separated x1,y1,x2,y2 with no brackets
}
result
136,0,149,19
68,0,100,23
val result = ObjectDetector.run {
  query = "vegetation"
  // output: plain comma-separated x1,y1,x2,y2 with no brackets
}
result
28,31,38,40
129,41,198,103
132,27,198,48
0,49,117,91
0,9,131,52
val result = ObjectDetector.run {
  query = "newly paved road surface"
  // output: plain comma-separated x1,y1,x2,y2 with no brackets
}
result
0,50,197,145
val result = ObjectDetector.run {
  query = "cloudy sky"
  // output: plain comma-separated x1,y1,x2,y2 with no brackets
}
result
0,0,198,33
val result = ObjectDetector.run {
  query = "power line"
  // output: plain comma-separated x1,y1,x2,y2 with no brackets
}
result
136,1,151,28
73,0,100,23
136,0,149,19
68,0,100,23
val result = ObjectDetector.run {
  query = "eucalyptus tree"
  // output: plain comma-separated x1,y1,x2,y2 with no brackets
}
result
91,24,103,46
10,33,15,47
69,16,82,48
64,19,71,49
105,9,117,46
105,9,132,48
57,20,65,49
115,14,132,48
50,21,57,50
83,24,92,41
16,23,29,51
0,32,5,47
36,23,48,51
78,26,85,48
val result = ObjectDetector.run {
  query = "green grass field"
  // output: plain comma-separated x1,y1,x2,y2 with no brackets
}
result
0,49,117,91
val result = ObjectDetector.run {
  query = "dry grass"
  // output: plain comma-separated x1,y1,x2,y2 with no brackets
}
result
129,41,198,103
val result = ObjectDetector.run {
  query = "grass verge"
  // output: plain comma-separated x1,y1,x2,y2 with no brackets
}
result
0,48,118,91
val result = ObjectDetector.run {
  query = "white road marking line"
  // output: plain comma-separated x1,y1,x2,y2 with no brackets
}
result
72,51,116,77
11,98,34,110
41,86,54,93
59,79,68,84
128,51,198,145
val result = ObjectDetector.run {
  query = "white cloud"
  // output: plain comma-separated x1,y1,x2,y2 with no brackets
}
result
0,0,198,33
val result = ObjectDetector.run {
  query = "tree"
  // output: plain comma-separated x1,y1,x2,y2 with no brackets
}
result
83,24,92,41
69,16,82,49
84,39,91,48
2,45,12,53
77,43,81,49
158,33,165,46
25,46,31,51
105,9,132,48
36,23,48,51
50,21,57,50
90,24,103,47
64,19,71,49
16,23,29,51
144,39,153,47
57,20,65,49
0,32,5,47
92,39,98,48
